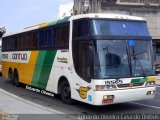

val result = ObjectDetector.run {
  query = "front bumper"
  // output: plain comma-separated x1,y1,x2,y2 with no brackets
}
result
93,87,156,106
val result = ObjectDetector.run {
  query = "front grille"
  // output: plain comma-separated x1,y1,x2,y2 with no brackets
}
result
117,82,144,88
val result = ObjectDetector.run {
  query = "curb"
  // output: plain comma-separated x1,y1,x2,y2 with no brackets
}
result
0,89,78,120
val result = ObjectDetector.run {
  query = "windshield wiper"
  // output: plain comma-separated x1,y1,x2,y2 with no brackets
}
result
126,47,132,77
131,48,147,77
131,50,147,57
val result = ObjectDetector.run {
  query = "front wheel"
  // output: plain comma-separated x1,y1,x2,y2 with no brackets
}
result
60,80,74,105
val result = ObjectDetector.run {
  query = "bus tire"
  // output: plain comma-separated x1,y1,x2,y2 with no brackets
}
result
8,69,14,84
13,71,20,87
60,80,74,105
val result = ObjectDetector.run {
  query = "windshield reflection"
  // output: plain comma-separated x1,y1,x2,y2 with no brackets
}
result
72,39,154,80
94,40,154,79
130,40,154,77
95,40,130,78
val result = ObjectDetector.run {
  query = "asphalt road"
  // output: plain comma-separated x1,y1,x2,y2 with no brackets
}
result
0,77,160,120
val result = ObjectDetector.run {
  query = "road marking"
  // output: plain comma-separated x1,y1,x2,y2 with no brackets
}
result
0,88,78,120
130,102,160,109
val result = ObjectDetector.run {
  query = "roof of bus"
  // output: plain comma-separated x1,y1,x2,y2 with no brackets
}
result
3,16,70,37
3,13,145,37
71,13,145,21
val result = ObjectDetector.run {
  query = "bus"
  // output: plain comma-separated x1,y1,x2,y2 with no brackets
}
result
0,28,5,74
0,38,2,74
2,13,156,105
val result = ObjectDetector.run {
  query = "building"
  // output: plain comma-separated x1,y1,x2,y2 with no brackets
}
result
58,2,73,19
74,0,160,65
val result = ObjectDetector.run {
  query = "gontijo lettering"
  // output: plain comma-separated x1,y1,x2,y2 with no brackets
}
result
12,53,27,60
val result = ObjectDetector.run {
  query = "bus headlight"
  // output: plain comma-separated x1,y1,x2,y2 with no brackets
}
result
96,85,117,91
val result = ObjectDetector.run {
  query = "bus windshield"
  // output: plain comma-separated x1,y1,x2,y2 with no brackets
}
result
90,20,149,36
95,40,154,79
72,19,154,80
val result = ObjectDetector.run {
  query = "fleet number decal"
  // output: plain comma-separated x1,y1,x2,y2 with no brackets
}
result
104,80,123,85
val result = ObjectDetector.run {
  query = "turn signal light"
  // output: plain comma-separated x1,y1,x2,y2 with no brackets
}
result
102,95,115,104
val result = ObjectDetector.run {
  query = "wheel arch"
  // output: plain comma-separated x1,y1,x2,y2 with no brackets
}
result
8,67,13,74
9,67,12,72
58,76,69,94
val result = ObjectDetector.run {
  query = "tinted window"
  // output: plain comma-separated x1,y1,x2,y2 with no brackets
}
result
91,20,149,36
52,27,60,46
19,34,28,49
28,32,34,49
39,30,45,48
2,22,70,51
45,29,51,47
60,24,69,46
33,32,38,48
73,19,89,39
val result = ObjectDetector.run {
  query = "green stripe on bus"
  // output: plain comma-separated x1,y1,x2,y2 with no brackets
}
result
31,51,47,87
47,16,70,27
38,50,57,89
131,78,147,83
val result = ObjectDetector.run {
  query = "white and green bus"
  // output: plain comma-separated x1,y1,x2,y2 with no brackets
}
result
2,13,156,105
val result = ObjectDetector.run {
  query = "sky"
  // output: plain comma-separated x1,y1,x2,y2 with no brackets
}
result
0,0,73,32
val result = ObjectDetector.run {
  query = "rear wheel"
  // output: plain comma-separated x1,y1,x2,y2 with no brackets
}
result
8,69,14,84
60,80,74,104
13,71,20,87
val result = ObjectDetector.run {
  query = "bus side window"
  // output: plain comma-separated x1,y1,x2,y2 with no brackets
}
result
60,24,69,46
7,37,12,51
33,32,38,49
45,29,51,48
2,38,5,51
8,36,17,51
21,34,28,49
14,36,18,50
73,19,89,39
52,27,60,47
7,38,10,50
18,34,25,50
38,30,45,48
18,35,21,50
5,38,9,51
28,32,33,49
